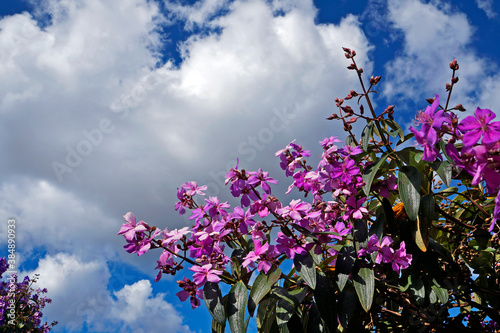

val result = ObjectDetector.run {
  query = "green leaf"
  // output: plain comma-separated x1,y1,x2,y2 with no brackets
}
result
212,317,225,333
231,249,246,280
294,252,317,290
248,267,281,316
431,278,449,304
227,281,248,333
353,267,374,312
414,194,434,252
361,122,375,152
204,282,227,325
336,245,355,291
362,153,387,196
398,165,421,221
354,219,369,251
438,186,458,197
433,161,452,187
410,276,425,305
384,119,405,142
338,284,357,329
314,271,338,333
256,296,276,332
370,212,385,240
273,287,303,328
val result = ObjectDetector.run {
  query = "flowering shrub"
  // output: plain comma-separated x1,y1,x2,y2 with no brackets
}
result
118,49,500,332
0,258,57,332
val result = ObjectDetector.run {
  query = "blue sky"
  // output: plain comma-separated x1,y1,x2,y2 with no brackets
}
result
0,0,499,332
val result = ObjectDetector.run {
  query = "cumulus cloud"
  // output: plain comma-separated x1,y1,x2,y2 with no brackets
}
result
383,0,483,102
380,0,500,116
25,253,191,332
475,0,497,19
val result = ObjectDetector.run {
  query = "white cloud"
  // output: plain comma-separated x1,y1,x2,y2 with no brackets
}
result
475,0,497,19
25,253,192,333
383,0,484,103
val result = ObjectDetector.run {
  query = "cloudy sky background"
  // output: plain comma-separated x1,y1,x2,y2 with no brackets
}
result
0,0,499,331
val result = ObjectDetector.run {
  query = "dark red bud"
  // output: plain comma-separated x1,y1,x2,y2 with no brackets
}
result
426,97,435,104
359,104,364,114
454,104,466,111
384,105,395,114
351,50,356,57
452,76,459,84
445,83,452,91
345,94,352,100
347,64,356,70
348,117,358,123
357,68,363,74
327,114,338,120
449,58,459,70
349,90,358,97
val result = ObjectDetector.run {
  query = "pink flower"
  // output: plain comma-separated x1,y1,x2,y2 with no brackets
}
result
459,107,500,147
189,264,223,287
117,212,149,242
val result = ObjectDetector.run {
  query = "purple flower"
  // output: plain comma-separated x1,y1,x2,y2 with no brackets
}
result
276,199,311,220
181,181,207,196
176,277,204,309
248,169,278,194
459,107,500,147
242,239,278,273
231,206,256,234
275,232,307,259
189,264,223,287
332,158,359,184
205,196,230,218
162,227,191,246
358,234,379,257
117,212,149,242
391,241,412,274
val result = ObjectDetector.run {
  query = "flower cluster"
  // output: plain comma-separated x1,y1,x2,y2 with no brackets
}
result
0,258,57,332
118,51,500,332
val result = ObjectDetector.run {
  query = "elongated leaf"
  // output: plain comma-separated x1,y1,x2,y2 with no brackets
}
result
227,281,248,333
273,287,303,328
362,154,387,196
431,278,449,304
434,161,452,187
385,119,405,142
249,267,281,316
410,276,425,305
336,245,355,291
294,252,316,289
361,122,374,152
204,282,226,325
370,212,385,239
398,165,421,221
353,267,374,312
414,195,434,252
212,318,225,333
338,284,357,329
256,296,276,332
314,272,338,333
354,219,369,250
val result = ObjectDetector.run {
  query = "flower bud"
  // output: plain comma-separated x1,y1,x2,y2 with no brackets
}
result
327,114,339,120
370,76,382,85
445,83,452,91
335,98,344,107
359,104,364,115
426,97,435,104
452,76,459,84
384,105,395,114
454,104,466,111
449,58,459,70
357,68,363,74
349,90,358,97
347,64,356,70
